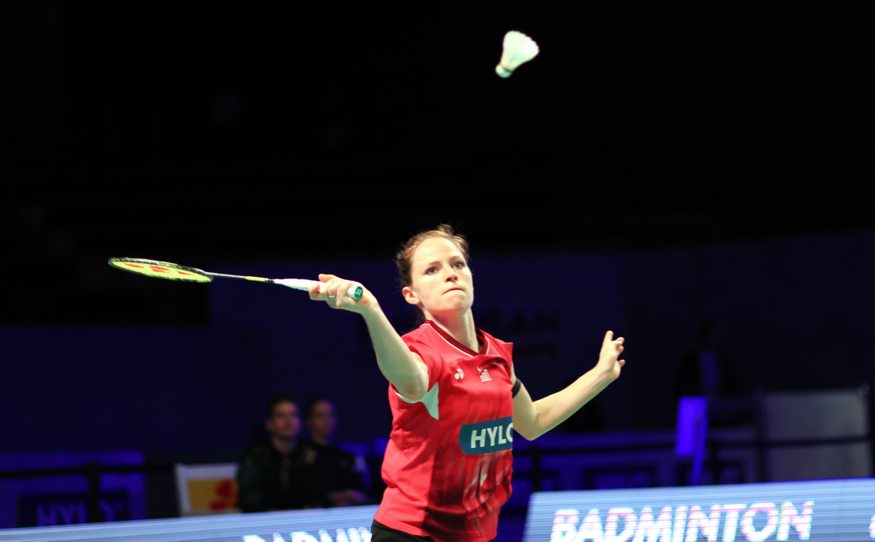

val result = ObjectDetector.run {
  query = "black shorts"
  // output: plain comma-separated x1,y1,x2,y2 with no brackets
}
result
370,520,434,541
370,519,495,542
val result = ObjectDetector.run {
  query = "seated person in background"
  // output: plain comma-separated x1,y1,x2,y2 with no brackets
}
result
674,320,752,426
236,394,322,512
305,397,369,507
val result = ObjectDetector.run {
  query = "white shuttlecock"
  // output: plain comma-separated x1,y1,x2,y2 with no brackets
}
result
495,30,539,78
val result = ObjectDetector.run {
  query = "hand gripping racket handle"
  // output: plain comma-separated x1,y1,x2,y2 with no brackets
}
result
273,279,364,301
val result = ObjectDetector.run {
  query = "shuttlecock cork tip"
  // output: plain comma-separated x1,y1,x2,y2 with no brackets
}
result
495,30,539,78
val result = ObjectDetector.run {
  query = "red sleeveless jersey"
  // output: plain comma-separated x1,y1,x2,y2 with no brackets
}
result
373,320,514,541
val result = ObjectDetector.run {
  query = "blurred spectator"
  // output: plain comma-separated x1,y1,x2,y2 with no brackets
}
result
236,394,322,512
674,321,752,426
305,397,369,507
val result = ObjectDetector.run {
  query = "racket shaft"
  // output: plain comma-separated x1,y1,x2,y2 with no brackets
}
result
205,271,271,283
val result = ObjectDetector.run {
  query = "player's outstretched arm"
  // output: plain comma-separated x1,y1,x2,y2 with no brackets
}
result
513,331,625,440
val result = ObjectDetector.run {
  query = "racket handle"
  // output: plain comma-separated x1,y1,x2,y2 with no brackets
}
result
274,279,364,301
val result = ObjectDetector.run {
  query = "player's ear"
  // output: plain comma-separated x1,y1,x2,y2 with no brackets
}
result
402,286,419,306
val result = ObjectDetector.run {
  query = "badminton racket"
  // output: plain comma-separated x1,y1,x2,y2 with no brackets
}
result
108,257,363,300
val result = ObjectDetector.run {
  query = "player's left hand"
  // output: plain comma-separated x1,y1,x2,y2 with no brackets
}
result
596,330,626,380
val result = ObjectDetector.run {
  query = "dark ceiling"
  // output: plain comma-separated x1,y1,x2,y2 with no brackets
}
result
4,7,874,322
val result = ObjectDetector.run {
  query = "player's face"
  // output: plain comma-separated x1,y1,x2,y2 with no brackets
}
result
266,401,300,440
307,400,336,439
403,237,474,316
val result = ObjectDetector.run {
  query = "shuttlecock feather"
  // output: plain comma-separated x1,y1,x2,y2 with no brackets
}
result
496,30,539,78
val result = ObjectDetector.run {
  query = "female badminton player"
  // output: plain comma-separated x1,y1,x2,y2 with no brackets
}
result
308,225,626,542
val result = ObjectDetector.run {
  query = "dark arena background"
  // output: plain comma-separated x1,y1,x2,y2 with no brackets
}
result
2,5,875,541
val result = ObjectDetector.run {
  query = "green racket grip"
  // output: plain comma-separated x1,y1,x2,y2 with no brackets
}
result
351,285,364,301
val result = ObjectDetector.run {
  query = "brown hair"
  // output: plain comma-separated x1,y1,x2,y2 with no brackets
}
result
395,224,470,288
265,393,297,420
